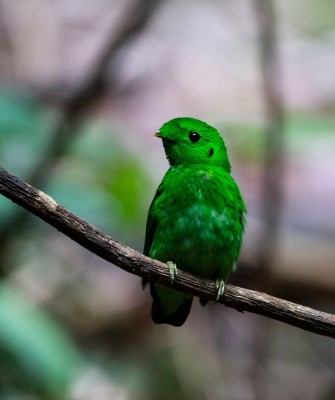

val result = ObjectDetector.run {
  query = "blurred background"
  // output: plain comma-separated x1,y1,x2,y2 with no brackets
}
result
0,0,334,399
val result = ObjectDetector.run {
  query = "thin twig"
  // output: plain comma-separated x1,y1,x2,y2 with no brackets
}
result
0,166,334,339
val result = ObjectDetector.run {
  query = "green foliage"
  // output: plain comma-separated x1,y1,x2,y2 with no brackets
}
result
0,284,80,399
221,122,263,162
282,0,335,36
221,112,335,163
0,90,53,225
147,347,191,400
0,90,52,174
287,112,335,137
0,91,152,239
48,122,153,236
0,90,153,397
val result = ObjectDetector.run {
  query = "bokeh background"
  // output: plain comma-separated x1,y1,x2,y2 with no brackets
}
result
0,0,335,399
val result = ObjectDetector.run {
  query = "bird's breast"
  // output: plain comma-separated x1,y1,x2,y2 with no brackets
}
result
149,166,244,278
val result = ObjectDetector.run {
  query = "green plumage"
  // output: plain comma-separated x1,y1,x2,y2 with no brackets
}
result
144,117,246,326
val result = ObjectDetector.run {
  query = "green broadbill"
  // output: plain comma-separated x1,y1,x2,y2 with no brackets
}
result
143,117,246,326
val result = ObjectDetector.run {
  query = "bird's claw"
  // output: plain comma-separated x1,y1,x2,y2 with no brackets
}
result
166,261,178,284
215,278,225,303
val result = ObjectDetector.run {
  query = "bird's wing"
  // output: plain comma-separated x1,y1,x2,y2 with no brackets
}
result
142,185,164,289
143,185,164,256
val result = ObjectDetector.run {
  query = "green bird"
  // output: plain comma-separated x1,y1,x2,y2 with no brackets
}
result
143,117,246,326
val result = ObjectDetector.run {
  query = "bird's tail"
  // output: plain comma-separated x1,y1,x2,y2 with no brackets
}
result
150,283,193,327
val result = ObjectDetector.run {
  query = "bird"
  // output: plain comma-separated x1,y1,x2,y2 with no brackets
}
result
143,117,246,326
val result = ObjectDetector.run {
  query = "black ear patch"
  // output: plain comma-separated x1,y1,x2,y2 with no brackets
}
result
209,148,214,157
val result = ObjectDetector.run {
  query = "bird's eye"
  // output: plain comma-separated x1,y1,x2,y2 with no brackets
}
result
189,132,201,143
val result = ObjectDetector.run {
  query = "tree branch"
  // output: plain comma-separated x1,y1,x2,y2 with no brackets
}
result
0,166,334,339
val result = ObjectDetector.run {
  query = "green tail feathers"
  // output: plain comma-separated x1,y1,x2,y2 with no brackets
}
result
150,283,193,327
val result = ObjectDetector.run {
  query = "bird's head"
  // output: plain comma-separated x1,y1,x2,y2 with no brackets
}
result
155,117,231,172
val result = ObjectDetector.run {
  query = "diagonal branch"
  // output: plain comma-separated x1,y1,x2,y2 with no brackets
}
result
0,166,334,339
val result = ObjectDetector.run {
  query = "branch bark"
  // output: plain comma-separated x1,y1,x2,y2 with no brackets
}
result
0,166,334,339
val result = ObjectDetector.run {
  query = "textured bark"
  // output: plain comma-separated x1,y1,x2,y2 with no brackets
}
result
0,166,334,339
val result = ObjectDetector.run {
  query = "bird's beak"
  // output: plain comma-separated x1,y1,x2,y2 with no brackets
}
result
154,131,162,138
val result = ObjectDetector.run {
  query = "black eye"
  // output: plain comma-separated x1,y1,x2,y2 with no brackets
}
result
189,131,201,143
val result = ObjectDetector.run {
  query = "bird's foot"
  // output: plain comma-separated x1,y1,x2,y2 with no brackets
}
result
166,261,178,284
215,278,225,303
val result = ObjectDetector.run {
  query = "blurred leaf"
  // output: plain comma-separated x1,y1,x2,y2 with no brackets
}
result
0,90,52,172
103,157,149,223
0,90,54,227
221,112,335,164
0,283,80,398
221,122,263,162
0,91,40,134
288,112,335,136
49,122,153,232
283,0,335,36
